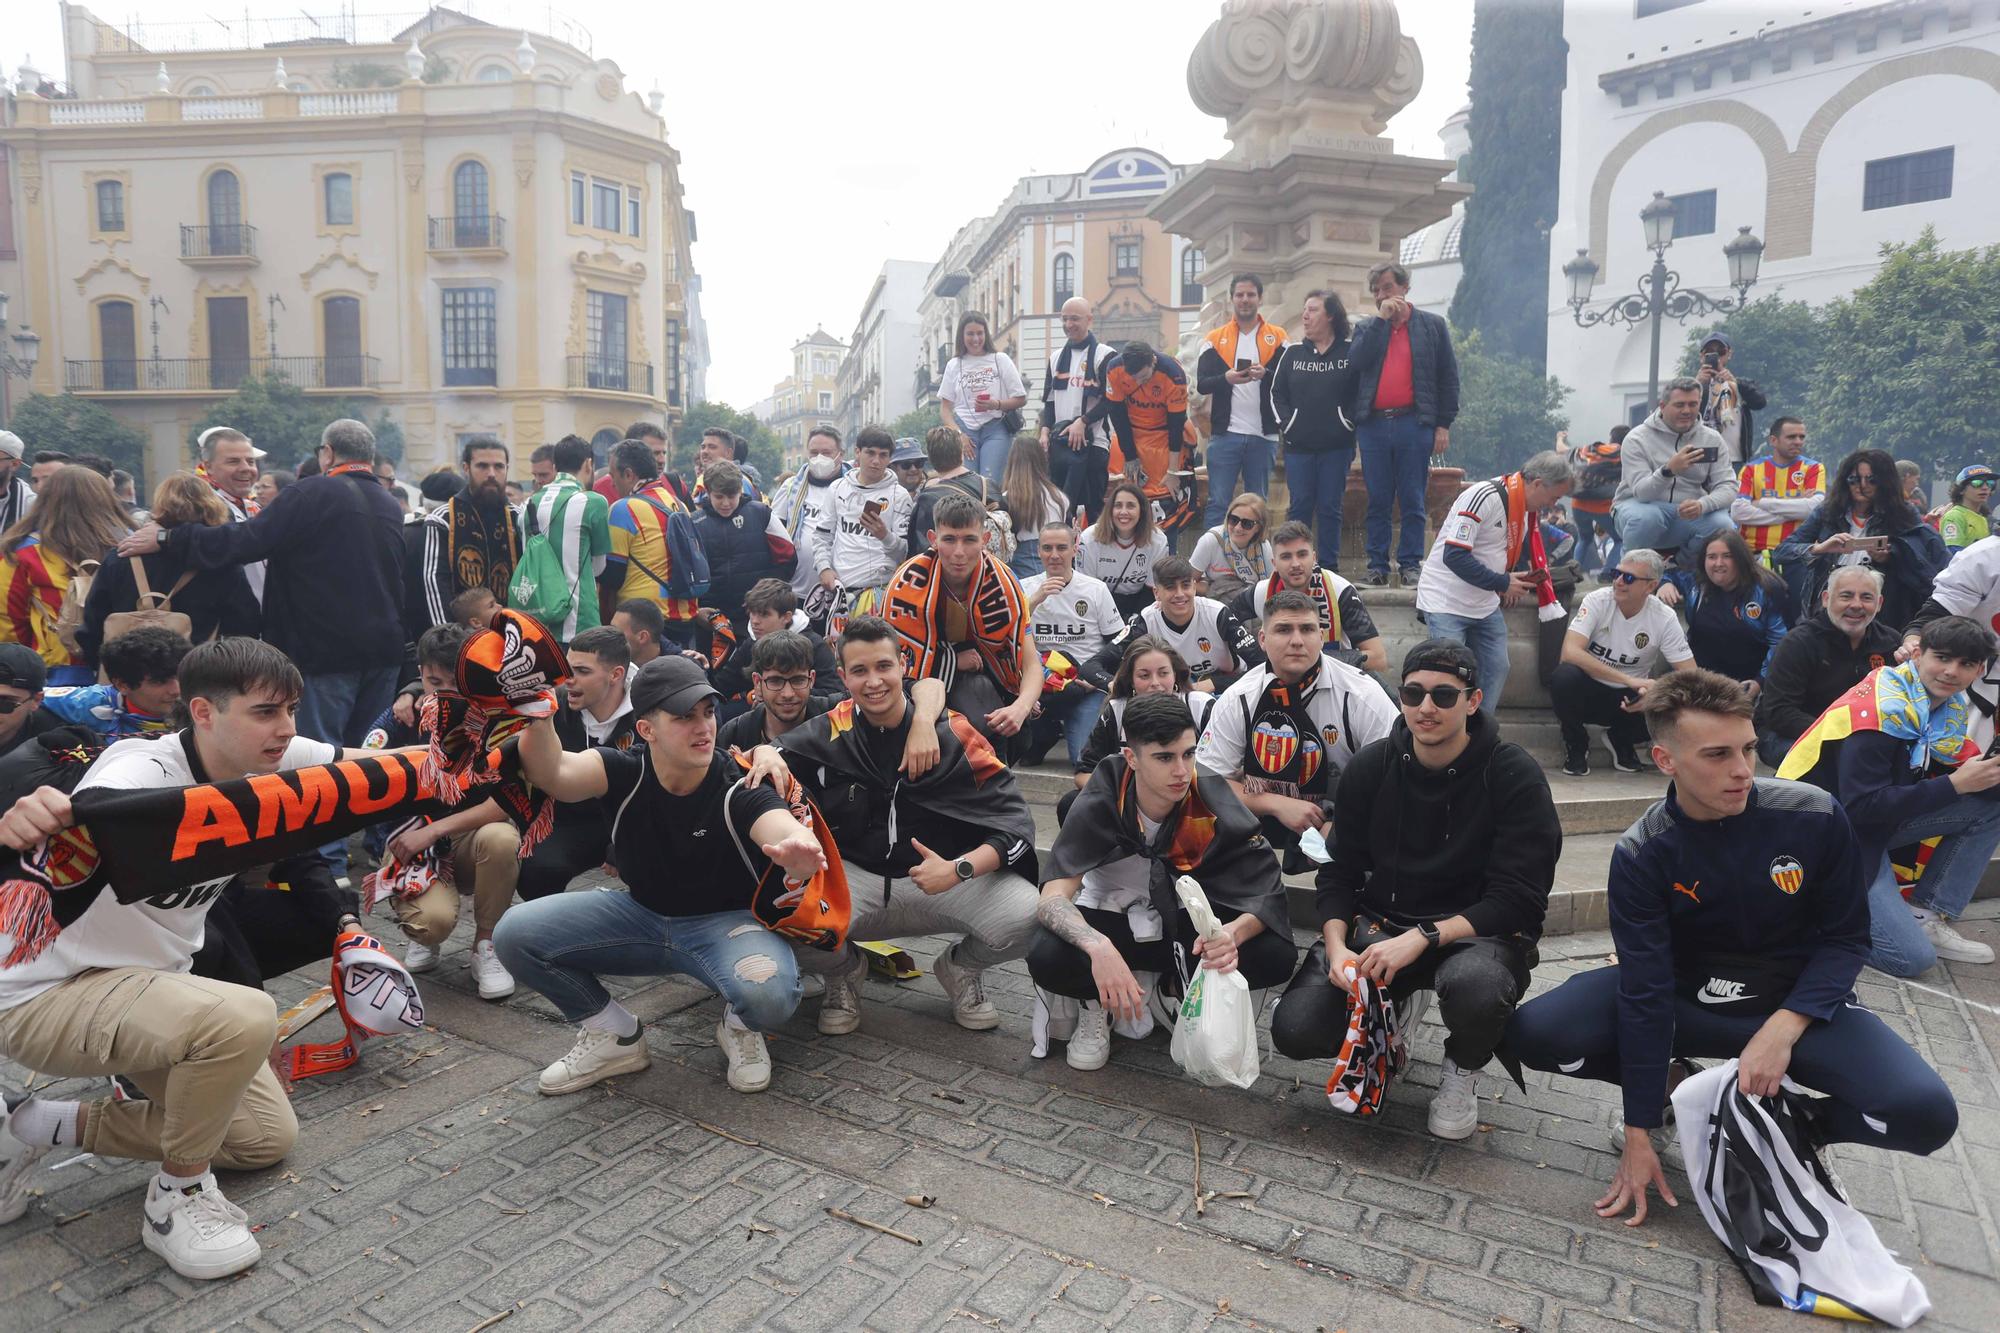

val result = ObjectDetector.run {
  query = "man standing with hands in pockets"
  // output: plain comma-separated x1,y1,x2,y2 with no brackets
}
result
1348,262,1458,589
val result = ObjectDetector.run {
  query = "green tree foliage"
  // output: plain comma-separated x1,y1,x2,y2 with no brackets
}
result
1807,229,2000,477
1448,0,1567,371
6,393,149,482
187,372,403,471
889,407,937,445
1681,292,1827,425
330,61,402,89
1445,329,1571,480
673,401,786,490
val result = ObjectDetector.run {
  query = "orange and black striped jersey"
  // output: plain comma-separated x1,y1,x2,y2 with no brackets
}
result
1105,354,1189,492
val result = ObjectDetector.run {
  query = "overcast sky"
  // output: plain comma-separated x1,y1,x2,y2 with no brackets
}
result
7,0,1477,407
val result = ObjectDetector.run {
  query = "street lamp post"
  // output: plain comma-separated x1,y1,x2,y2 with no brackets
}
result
1561,190,1766,407
0,292,46,432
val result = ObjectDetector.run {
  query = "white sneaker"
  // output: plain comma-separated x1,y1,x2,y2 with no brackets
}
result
1921,914,1995,964
931,945,1000,1031
817,949,869,1035
1066,1002,1111,1071
471,940,516,1000
0,1107,52,1225
141,1174,261,1280
716,1016,772,1093
1428,1056,1480,1140
404,940,438,974
1395,989,1432,1037
538,1023,650,1095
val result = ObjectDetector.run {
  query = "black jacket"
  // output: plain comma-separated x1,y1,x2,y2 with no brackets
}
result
77,546,261,665
1775,507,1947,634
1315,711,1560,939
1268,337,1358,454
1348,309,1460,429
693,496,795,626
169,467,405,674
1753,610,1900,744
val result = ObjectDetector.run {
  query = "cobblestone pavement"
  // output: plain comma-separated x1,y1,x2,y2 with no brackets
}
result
4,898,1998,1332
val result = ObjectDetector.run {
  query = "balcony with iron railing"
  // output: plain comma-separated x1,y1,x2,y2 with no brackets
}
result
567,356,653,397
65,355,381,393
427,215,507,252
180,223,258,263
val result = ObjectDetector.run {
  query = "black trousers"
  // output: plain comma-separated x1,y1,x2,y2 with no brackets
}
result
1052,442,1110,525
518,818,612,901
191,873,358,991
1547,662,1650,750
1025,904,1298,1003
1269,924,1534,1070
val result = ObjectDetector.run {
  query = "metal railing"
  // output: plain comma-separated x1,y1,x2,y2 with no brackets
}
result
428,215,506,249
567,356,653,396
64,355,380,393
180,224,257,258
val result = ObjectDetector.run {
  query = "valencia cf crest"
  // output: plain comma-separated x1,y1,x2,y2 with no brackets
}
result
1075,599,1089,615
1634,632,1650,649
1769,855,1804,895
1197,637,1213,652
1745,602,1762,619
1321,724,1340,749
1252,716,1299,774
1868,655,1885,669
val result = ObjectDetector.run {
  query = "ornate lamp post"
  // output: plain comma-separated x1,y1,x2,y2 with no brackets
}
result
0,291,45,431
1562,190,1765,406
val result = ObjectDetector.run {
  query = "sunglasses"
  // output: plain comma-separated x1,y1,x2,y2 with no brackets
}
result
1226,514,1259,529
1398,682,1468,709
1849,473,1877,487
0,696,31,714
1612,570,1655,586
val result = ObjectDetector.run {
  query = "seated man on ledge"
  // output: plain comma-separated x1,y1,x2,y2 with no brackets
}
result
1509,669,1958,1227
1270,639,1561,1140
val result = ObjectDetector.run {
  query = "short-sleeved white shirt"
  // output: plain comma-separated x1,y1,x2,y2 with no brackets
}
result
1567,586,1691,676
1021,570,1125,660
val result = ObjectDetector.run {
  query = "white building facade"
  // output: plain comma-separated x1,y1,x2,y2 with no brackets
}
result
833,258,927,441
1548,0,2000,434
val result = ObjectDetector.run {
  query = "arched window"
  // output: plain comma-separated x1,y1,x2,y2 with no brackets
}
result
206,169,244,255
323,171,353,227
323,296,363,387
453,160,491,246
475,64,511,83
99,301,137,390
590,427,623,472
1180,247,1204,305
1053,253,1075,306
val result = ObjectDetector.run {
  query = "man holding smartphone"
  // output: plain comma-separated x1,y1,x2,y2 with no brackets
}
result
1195,275,1288,529
812,426,913,626
1610,378,1736,567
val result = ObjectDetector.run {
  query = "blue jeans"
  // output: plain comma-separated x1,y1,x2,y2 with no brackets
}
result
1008,544,1044,582
1573,508,1620,576
965,418,1014,485
1027,685,1106,767
296,665,400,878
1358,414,1433,572
1863,794,2000,976
1286,448,1353,571
1611,500,1733,565
1422,608,1510,714
1204,431,1275,526
493,889,803,1031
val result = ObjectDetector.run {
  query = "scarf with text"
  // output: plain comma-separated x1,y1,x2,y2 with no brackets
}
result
884,548,1031,693
1502,472,1565,623
1257,570,1342,645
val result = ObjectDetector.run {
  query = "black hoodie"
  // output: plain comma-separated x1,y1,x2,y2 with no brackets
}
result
1314,710,1560,939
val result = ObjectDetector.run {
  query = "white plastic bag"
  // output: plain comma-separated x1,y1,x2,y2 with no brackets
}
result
1168,875,1260,1089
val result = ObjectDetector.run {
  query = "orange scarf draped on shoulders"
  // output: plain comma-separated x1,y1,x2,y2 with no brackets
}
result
884,550,1030,692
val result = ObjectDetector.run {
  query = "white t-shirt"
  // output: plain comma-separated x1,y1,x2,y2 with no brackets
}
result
1416,478,1514,619
1189,528,1272,591
0,733,340,1012
1076,530,1170,599
1022,570,1125,660
1078,810,1158,915
1567,586,1691,677
1196,654,1397,798
1229,369,1270,441
940,352,1027,430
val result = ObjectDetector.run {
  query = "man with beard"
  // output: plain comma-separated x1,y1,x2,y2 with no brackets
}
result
770,426,846,607
195,427,267,602
412,435,521,635
1756,566,1899,767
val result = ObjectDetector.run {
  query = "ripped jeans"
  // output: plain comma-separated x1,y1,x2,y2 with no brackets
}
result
493,889,802,1032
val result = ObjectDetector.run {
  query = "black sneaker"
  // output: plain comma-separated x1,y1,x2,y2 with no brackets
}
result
1609,741,1645,773
1399,566,1423,588
1363,569,1389,588
1562,746,1590,777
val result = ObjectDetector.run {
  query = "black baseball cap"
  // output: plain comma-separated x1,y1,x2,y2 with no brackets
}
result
0,643,46,692
629,654,720,718
1401,638,1478,689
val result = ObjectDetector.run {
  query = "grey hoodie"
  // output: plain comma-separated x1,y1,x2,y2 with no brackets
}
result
1611,410,1736,513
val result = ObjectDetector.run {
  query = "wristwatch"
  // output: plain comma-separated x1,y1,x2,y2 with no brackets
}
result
953,857,977,882
1417,921,1442,950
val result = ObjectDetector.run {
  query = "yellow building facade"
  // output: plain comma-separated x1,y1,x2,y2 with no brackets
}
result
0,6,701,479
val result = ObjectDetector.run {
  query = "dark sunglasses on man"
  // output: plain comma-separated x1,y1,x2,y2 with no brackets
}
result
1397,682,1469,709
0,696,32,715
1611,570,1655,586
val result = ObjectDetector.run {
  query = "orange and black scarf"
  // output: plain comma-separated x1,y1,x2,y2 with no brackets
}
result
884,549,1031,692
1502,472,1564,623
1042,756,1289,944
1258,570,1343,645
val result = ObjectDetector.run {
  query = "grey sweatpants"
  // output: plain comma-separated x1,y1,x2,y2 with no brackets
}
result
795,861,1041,974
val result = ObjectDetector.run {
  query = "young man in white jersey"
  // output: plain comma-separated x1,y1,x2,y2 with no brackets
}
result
1087,555,1263,694
1021,521,1126,768
1228,521,1386,673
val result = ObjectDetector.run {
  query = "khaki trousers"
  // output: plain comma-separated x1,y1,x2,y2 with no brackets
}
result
0,967,296,1169
392,823,521,948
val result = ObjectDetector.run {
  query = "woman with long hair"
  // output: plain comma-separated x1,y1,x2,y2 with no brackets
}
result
79,472,261,664
0,465,136,683
1778,448,1947,631
1000,434,1069,580
938,311,1029,485
1659,529,1789,695
1188,492,1273,602
1065,636,1218,796
1077,479,1168,617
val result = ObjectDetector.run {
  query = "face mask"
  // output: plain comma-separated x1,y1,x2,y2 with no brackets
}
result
807,456,840,482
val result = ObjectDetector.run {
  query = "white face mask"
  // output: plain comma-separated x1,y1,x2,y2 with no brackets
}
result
807,456,841,482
